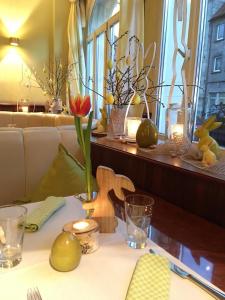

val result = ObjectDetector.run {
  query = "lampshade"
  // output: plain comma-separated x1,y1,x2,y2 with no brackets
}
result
9,37,20,46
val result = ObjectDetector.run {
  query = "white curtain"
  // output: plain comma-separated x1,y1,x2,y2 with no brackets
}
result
119,0,144,59
86,0,95,22
67,0,86,106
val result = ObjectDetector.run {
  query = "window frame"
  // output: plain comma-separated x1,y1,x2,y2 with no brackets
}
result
213,56,222,73
86,12,119,118
216,23,225,41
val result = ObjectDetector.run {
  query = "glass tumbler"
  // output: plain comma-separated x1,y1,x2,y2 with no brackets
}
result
0,205,27,268
125,194,154,249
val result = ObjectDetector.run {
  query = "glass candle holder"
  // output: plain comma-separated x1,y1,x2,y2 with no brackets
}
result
63,219,99,254
124,117,142,142
166,102,193,141
171,123,184,143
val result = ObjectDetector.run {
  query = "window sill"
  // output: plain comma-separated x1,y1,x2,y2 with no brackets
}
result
91,136,225,227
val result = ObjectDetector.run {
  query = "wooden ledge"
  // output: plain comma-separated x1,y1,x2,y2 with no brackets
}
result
91,137,225,227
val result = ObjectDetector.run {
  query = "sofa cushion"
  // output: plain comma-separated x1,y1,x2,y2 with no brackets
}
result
0,129,26,204
24,144,88,202
27,113,44,127
58,128,84,164
23,127,61,194
0,111,13,127
12,112,29,127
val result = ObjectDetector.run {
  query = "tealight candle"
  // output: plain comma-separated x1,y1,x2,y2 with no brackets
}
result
63,219,99,254
171,123,184,142
125,117,142,141
73,221,89,231
21,106,29,113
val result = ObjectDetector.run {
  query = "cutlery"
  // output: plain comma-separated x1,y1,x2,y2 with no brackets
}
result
27,287,43,300
149,249,225,300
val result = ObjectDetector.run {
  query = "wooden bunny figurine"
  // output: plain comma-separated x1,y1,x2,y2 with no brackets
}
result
200,145,217,167
194,115,222,158
83,166,135,233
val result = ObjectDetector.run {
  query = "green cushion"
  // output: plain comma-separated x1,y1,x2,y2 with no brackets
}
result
23,144,96,203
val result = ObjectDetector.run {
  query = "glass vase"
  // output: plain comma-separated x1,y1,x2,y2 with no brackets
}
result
107,103,145,139
166,103,193,141
51,98,62,114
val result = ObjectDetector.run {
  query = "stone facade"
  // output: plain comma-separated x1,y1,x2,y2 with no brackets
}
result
198,0,225,117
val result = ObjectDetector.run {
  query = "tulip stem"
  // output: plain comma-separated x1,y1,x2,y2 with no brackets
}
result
74,114,93,202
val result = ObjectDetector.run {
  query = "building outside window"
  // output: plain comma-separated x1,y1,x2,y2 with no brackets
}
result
216,23,225,40
213,56,222,72
195,1,225,146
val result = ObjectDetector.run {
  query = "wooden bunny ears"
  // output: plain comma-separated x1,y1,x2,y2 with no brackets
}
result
96,166,135,201
83,166,135,233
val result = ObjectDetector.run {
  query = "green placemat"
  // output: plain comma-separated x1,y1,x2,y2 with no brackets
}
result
25,196,66,232
126,253,171,300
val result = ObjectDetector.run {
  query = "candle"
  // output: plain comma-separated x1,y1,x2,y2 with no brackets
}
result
63,219,99,254
126,118,142,141
171,123,184,142
21,106,29,113
73,221,89,231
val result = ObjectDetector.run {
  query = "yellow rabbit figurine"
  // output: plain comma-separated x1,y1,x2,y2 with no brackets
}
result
200,145,217,166
194,115,222,159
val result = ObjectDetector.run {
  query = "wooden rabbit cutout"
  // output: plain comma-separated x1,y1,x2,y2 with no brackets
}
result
194,115,222,159
83,166,135,233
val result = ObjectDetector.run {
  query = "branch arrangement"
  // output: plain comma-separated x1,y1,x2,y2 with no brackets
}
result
23,58,75,100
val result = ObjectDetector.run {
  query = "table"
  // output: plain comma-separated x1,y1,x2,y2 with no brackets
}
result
0,197,222,299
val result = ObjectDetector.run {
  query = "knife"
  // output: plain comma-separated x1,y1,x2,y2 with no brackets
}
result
149,249,225,299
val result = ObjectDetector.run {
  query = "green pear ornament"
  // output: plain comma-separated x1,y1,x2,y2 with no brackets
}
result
50,231,81,272
136,119,158,148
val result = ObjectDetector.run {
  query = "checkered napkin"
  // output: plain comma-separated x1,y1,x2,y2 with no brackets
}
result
125,253,171,300
25,196,65,232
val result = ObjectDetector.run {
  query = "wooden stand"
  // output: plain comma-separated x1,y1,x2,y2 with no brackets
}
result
83,166,135,233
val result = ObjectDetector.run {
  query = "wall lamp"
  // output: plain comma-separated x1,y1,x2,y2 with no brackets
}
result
9,37,20,46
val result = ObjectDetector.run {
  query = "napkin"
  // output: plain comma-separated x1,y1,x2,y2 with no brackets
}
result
125,253,171,300
25,196,66,232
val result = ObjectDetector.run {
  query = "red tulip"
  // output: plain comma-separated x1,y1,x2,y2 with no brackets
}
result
70,95,91,117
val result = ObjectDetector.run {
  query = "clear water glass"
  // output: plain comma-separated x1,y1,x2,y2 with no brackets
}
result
0,205,27,268
125,194,154,249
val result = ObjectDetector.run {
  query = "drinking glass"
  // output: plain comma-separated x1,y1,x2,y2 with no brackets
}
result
125,194,154,249
0,205,27,268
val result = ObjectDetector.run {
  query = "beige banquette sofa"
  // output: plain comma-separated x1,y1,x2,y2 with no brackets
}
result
0,126,82,206
0,111,74,128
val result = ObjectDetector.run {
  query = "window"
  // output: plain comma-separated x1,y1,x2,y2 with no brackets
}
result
194,1,225,146
86,1,119,119
213,56,222,72
216,23,225,40
209,92,217,108
157,0,191,134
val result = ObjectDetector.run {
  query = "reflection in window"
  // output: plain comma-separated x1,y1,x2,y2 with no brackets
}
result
180,246,213,282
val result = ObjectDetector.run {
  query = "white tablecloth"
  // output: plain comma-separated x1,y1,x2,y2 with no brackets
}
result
0,197,221,300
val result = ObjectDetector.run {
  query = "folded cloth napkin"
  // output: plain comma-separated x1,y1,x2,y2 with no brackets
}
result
126,253,171,300
25,196,66,232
